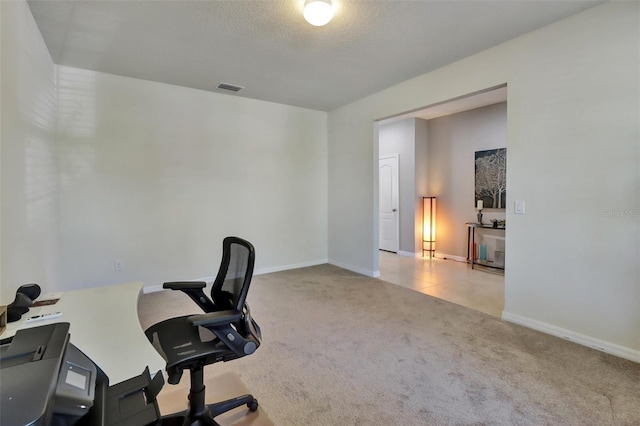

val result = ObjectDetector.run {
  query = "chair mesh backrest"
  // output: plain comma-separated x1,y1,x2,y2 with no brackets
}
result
211,237,255,311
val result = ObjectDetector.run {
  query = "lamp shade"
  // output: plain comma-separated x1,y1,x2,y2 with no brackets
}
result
423,197,436,258
304,0,334,26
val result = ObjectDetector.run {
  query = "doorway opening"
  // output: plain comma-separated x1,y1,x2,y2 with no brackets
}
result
375,84,507,317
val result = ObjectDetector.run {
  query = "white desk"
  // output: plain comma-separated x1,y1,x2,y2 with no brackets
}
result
4,282,165,385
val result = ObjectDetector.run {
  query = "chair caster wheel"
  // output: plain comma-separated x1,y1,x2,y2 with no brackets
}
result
247,399,259,412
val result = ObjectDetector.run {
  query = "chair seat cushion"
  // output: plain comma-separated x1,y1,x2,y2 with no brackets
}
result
145,316,241,383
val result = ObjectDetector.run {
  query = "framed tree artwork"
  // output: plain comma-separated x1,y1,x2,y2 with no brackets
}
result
475,148,506,209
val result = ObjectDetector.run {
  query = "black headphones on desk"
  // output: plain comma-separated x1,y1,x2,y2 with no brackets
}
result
6,283,41,322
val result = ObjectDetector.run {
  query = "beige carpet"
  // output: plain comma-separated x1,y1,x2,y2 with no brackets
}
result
139,264,640,425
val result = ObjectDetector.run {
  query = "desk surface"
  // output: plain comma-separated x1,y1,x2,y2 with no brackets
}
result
4,282,165,385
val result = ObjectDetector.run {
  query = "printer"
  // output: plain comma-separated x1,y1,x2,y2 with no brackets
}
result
0,323,164,426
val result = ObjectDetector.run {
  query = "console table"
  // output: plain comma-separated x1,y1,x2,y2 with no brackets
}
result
466,222,505,272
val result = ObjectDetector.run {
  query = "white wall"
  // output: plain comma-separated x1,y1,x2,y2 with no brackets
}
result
427,103,507,258
56,66,328,290
1,0,328,294
328,2,640,360
329,104,379,276
414,118,429,255
1,0,3,300
1,0,59,298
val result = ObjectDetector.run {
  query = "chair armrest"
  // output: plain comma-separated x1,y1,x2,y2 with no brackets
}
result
188,310,242,327
188,310,257,356
162,281,215,312
163,281,206,290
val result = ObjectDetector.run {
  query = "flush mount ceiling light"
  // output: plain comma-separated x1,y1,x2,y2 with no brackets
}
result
303,0,334,26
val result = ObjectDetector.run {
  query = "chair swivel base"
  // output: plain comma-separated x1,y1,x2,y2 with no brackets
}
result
160,367,258,426
160,395,258,426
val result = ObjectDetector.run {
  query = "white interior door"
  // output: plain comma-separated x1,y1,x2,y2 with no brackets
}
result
379,155,399,252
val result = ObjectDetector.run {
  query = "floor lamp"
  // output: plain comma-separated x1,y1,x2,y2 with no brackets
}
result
423,197,436,258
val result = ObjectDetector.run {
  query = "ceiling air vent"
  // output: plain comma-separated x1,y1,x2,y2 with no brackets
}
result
217,82,244,92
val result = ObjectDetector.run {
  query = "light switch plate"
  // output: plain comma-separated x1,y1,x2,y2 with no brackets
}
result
515,200,525,214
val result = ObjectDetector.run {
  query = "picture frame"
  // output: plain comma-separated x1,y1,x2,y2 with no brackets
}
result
475,148,506,209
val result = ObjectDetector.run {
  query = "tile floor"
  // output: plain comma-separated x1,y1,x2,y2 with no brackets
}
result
377,250,504,317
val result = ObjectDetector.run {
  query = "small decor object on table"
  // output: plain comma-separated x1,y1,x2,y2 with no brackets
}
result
476,199,483,224
32,292,63,307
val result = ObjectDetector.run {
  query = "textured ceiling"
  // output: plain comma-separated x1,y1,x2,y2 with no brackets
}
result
27,0,603,111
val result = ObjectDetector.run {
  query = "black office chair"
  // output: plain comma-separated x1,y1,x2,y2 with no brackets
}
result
145,236,262,426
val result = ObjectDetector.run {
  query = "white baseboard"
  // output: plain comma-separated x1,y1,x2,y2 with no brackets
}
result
143,259,328,293
433,253,468,263
502,311,640,363
398,250,420,258
143,284,165,293
394,251,467,261
328,259,378,277
254,259,328,276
